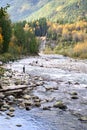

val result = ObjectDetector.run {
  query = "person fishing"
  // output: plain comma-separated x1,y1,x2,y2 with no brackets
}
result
23,65,25,73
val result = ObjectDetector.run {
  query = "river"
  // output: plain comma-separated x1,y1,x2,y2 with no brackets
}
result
0,54,87,130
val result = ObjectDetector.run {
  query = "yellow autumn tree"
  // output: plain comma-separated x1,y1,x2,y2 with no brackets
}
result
73,41,87,58
0,27,3,53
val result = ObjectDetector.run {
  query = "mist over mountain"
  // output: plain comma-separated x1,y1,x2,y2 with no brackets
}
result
0,0,87,22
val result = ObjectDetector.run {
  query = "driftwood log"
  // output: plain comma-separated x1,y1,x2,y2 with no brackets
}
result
0,85,28,93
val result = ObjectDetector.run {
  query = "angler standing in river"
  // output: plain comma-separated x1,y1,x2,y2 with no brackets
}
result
23,65,25,73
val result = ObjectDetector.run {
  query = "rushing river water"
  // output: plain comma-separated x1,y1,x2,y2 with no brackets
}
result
1,54,87,130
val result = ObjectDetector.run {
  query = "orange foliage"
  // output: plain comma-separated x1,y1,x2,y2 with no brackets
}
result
73,41,87,55
0,33,3,52
72,30,86,42
0,33,3,43
47,20,87,48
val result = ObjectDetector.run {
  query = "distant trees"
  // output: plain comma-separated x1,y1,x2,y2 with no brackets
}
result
13,22,39,54
47,20,87,44
0,5,12,53
29,18,48,36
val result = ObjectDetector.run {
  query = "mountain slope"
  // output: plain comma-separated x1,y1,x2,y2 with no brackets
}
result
26,0,87,22
0,0,50,21
0,0,87,22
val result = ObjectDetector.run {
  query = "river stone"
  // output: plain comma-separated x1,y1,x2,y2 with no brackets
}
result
36,81,43,86
19,102,25,108
0,107,8,111
23,95,31,100
32,95,39,99
25,106,31,111
3,104,10,109
7,95,15,101
34,76,39,80
74,82,79,85
71,95,78,99
20,81,26,85
9,107,15,112
24,100,32,106
0,93,5,99
6,112,15,117
14,80,21,85
34,98,41,102
79,116,87,122
0,100,4,108
45,86,54,91
0,83,2,89
16,124,22,127
17,98,24,103
53,101,67,110
71,92,78,95
34,102,41,107
43,106,51,110
39,77,43,81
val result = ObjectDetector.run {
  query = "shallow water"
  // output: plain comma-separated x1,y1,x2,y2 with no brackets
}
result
1,54,87,130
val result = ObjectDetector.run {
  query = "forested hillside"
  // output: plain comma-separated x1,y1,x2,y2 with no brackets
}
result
0,0,87,22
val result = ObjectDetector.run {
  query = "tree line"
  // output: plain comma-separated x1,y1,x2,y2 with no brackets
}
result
0,5,87,59
0,5,46,55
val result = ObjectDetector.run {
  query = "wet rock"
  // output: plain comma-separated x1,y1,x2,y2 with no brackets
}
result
39,77,43,81
79,116,87,122
53,101,67,110
8,101,14,106
20,81,26,85
43,106,51,110
0,100,4,108
19,102,25,109
45,86,53,91
40,65,43,67
16,124,22,127
5,117,10,120
67,81,72,85
0,107,8,111
7,95,15,101
14,80,21,85
30,82,37,87
24,100,32,106
6,112,15,117
0,93,5,99
17,98,24,103
0,83,2,89
25,106,31,111
34,98,41,102
9,107,15,112
71,92,78,95
3,104,10,109
71,95,78,99
34,102,41,107
34,76,39,80
74,82,79,85
32,95,39,100
36,81,44,86
23,95,31,100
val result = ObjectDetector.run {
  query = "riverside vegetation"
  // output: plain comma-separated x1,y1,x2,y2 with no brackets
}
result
0,5,87,62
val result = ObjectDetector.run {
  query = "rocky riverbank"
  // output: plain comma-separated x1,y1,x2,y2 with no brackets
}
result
0,67,87,121
0,54,87,130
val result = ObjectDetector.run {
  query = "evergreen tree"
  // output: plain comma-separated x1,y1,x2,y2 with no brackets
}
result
0,5,12,53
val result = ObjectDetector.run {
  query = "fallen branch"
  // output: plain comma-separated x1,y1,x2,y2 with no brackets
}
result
0,85,28,93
